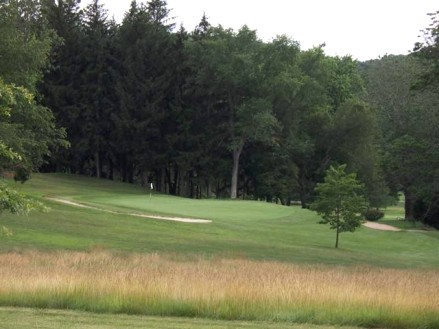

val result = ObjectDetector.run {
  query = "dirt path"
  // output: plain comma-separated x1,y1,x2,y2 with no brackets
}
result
46,197,212,224
362,221,401,231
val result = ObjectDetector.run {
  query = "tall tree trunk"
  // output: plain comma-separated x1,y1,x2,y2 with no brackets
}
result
160,168,166,193
108,159,113,180
95,150,100,179
231,145,243,199
172,164,179,195
404,189,415,221
216,180,220,199
166,163,179,195
206,178,211,198
335,224,340,248
298,173,313,208
189,171,195,198
335,213,340,249
127,164,134,184
120,155,127,182
335,209,340,248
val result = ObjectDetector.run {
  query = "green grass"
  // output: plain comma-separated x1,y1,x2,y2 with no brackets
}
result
0,307,363,329
381,204,432,230
383,205,405,220
380,218,429,230
0,174,438,328
1,173,438,268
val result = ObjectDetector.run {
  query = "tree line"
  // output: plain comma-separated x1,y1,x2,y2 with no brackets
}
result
1,0,438,227
38,0,379,204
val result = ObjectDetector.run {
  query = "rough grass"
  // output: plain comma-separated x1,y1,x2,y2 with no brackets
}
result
0,251,438,329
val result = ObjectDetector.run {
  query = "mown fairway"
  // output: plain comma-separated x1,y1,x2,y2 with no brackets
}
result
0,174,438,329
0,307,363,329
2,173,438,268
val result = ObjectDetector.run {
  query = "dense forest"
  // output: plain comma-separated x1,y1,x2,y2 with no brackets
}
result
1,0,438,227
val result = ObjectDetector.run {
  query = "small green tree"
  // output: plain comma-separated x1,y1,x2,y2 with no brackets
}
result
310,165,368,248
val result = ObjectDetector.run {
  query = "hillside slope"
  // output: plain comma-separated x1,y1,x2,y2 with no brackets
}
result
1,173,438,268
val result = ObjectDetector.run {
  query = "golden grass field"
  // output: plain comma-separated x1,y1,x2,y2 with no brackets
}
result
0,251,438,328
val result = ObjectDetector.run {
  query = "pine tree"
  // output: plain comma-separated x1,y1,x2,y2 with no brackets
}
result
39,0,84,172
79,0,118,178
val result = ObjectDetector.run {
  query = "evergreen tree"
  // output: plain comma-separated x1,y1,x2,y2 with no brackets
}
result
115,0,175,184
79,0,118,178
39,0,84,172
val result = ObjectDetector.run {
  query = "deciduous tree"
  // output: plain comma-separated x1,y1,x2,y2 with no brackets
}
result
362,55,439,221
310,165,368,248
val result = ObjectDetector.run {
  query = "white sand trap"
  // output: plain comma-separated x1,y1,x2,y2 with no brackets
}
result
46,197,212,224
362,221,401,231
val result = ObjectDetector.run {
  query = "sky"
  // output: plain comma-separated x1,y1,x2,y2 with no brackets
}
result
93,0,438,61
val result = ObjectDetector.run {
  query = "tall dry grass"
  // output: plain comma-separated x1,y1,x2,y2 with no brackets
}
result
0,251,437,328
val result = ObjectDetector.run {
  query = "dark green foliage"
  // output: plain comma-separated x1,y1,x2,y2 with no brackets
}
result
38,3,378,202
363,208,384,221
113,0,179,186
413,10,439,90
0,183,45,215
78,0,118,179
38,0,84,172
0,0,52,91
0,1,67,174
34,0,439,213
0,1,65,217
362,55,439,220
37,0,369,202
13,166,31,183
410,11,439,226
426,206,439,229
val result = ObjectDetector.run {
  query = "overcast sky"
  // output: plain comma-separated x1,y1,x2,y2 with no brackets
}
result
94,0,438,61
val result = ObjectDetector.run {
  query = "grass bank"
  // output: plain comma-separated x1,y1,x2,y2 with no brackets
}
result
0,251,437,328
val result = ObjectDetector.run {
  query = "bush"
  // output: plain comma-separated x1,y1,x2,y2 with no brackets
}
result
363,208,384,221
13,166,31,183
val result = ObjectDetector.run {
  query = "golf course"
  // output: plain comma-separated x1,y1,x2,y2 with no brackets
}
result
2,0,439,327
0,174,438,329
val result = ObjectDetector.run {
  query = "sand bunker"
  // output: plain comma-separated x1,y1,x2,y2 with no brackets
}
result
46,197,212,224
362,221,401,231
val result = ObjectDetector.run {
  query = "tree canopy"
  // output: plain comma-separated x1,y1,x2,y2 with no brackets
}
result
0,0,64,222
362,54,439,226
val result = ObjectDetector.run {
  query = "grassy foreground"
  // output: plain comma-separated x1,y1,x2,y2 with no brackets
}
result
0,308,363,329
0,251,438,329
0,174,438,328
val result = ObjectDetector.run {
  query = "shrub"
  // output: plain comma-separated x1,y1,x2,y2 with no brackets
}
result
13,166,31,183
363,208,384,221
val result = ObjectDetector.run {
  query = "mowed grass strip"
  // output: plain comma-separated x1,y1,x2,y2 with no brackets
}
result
0,307,364,329
0,251,437,329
